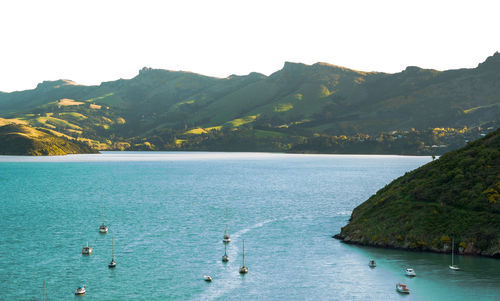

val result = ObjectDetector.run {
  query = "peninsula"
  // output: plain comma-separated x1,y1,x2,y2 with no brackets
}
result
335,128,500,257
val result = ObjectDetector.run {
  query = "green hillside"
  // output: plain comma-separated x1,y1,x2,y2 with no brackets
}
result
0,124,98,156
0,53,499,153
335,128,500,257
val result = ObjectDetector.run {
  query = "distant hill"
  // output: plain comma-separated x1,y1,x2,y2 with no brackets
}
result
334,128,500,257
0,53,499,153
0,123,98,156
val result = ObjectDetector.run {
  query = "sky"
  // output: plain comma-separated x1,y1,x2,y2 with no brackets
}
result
0,0,499,92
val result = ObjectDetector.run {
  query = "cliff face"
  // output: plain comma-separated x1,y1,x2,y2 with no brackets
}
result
335,128,500,258
0,124,98,156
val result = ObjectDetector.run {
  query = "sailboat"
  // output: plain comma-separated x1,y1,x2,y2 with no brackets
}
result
239,240,248,274
108,236,116,268
82,241,92,255
449,237,460,270
223,207,231,243
99,198,108,234
222,243,229,262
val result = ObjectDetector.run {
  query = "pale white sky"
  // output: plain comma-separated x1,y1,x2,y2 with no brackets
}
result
0,0,499,92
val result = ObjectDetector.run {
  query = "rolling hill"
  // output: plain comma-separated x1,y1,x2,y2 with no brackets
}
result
0,123,98,156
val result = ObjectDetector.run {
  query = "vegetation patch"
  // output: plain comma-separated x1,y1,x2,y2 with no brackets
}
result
225,115,259,127
0,118,28,126
175,139,186,146
57,98,84,107
205,126,222,132
274,103,294,112
185,128,207,135
254,130,286,138
85,93,115,103
59,112,88,120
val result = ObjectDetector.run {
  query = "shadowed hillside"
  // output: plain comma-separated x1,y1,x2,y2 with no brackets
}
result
335,128,500,257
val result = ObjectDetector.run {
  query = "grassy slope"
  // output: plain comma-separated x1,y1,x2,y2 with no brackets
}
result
335,129,500,257
0,124,98,155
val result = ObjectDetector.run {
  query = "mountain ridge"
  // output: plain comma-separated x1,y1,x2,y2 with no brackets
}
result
0,52,498,153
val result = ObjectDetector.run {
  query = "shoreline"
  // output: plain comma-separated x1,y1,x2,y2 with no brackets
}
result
333,234,500,259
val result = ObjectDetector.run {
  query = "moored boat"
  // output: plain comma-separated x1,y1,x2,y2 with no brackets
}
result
405,268,416,277
75,285,86,295
396,283,410,294
82,242,92,255
108,236,116,268
368,259,376,268
222,243,229,262
223,207,231,243
99,224,108,234
99,198,108,233
239,240,248,274
204,275,212,282
449,237,461,271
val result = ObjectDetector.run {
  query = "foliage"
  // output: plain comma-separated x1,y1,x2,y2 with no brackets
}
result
336,129,500,256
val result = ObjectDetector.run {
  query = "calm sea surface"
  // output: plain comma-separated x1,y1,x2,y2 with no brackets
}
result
0,152,499,300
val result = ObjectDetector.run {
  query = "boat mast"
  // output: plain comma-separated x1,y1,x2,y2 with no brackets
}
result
102,197,105,226
112,237,115,260
451,237,454,266
43,280,46,301
242,240,245,267
225,207,228,235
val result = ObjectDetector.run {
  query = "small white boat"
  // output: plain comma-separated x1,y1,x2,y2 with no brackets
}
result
99,224,108,234
222,243,229,262
449,237,461,271
396,283,410,294
82,242,92,255
405,268,416,277
368,260,376,268
239,240,248,274
204,275,212,282
75,285,86,295
108,237,116,268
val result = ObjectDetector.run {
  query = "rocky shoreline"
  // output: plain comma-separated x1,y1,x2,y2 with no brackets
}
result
333,233,500,258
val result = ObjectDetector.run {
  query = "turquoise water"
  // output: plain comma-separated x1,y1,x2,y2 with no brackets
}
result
0,152,499,300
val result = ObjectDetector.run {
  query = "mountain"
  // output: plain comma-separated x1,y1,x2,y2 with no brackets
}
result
0,123,98,156
334,128,500,257
0,53,499,153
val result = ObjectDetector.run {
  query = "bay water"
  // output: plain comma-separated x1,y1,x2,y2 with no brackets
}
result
0,152,498,300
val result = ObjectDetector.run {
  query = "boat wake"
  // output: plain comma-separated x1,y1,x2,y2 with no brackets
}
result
193,216,292,301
